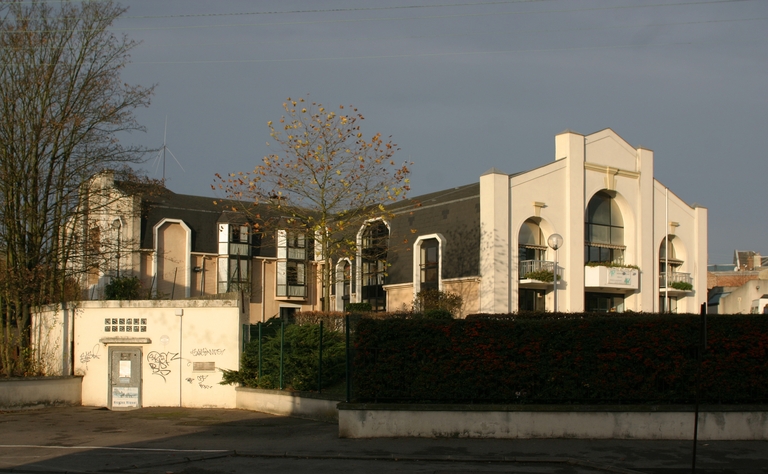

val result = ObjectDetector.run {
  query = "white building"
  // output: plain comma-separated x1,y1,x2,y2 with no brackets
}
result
74,128,707,316
374,128,707,314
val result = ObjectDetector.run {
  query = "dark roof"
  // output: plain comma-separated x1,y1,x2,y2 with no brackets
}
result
386,182,481,285
388,182,480,214
137,188,266,254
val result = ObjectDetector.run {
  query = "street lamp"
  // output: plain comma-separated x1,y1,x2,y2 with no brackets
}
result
112,218,122,278
548,233,563,313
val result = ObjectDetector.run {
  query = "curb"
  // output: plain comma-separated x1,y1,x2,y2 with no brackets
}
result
234,450,646,473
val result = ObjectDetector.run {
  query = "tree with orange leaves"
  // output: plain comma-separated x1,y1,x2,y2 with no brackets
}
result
215,96,411,311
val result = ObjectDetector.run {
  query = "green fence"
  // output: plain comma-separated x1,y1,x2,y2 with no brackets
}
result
238,314,363,400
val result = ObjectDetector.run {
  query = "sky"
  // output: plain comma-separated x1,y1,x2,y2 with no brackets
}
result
111,0,768,265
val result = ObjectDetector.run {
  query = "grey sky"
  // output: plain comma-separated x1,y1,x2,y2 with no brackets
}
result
113,0,768,265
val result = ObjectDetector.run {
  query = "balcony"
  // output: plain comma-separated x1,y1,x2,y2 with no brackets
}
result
519,260,561,289
276,284,306,299
660,272,694,296
584,265,639,291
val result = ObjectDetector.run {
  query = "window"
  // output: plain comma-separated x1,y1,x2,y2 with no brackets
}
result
659,295,678,313
342,261,351,298
105,318,147,333
335,259,354,310
361,221,388,311
278,231,306,260
659,237,683,272
585,292,625,312
218,257,250,293
420,238,439,291
518,219,548,276
585,192,625,264
518,289,545,312
231,224,250,244
276,229,308,298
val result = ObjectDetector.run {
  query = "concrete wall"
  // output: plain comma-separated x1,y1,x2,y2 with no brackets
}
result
0,377,82,410
34,299,246,409
339,405,768,440
236,387,340,423
719,279,768,314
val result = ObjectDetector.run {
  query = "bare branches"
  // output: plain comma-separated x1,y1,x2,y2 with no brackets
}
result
0,1,153,376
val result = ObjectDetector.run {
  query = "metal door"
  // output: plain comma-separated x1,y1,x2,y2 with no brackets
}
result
108,346,142,410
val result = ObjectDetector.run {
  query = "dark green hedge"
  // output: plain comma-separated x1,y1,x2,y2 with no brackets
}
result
222,321,346,391
352,313,768,404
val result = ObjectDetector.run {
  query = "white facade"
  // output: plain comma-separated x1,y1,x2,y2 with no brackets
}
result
478,129,707,313
34,299,245,409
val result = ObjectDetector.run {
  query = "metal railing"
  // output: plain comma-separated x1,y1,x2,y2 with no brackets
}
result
518,260,560,280
276,284,306,297
659,272,693,288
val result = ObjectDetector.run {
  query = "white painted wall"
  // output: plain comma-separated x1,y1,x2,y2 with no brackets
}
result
339,407,768,440
35,299,245,409
478,128,707,313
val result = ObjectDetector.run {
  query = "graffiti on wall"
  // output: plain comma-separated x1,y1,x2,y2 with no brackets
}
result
196,375,213,389
147,351,179,382
189,348,225,357
79,344,101,369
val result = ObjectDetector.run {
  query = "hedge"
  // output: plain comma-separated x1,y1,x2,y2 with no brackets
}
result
221,321,346,391
352,313,768,404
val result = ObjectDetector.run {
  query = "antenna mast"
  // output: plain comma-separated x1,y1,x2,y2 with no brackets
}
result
152,116,185,184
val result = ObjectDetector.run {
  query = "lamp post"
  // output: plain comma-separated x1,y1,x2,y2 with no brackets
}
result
548,233,563,313
112,219,122,278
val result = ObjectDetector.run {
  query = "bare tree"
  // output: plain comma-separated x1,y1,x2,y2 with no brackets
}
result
0,1,154,376
215,96,411,311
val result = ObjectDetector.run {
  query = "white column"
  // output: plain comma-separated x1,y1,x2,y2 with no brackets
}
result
479,169,511,313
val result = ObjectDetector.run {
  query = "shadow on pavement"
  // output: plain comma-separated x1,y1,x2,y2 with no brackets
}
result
0,407,766,474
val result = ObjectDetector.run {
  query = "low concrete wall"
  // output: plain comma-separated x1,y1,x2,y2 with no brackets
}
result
236,387,341,423
0,376,82,410
338,404,768,440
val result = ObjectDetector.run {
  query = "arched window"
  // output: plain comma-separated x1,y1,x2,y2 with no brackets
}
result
585,192,624,264
361,221,388,311
518,219,546,262
659,235,691,301
420,238,439,291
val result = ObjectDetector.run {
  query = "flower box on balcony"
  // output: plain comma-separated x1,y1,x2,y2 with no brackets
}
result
584,265,639,290
669,281,693,291
523,270,561,283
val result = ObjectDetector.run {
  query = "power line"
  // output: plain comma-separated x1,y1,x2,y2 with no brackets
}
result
3,0,757,34
110,0,757,32
119,0,560,20
131,40,711,65
133,16,767,50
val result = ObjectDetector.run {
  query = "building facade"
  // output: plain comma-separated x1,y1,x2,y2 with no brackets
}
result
344,128,708,315
75,172,323,322
79,128,707,318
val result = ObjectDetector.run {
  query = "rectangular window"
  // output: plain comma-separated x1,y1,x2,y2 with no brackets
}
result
420,239,439,290
276,260,306,297
585,292,625,312
518,289,545,312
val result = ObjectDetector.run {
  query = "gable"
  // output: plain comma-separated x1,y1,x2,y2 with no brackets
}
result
585,129,639,172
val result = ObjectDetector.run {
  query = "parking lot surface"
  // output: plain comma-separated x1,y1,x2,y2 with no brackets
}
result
0,407,766,474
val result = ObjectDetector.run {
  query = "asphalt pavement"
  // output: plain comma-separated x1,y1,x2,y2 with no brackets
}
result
0,406,766,474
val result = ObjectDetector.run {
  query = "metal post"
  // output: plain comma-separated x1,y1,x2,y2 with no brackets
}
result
548,234,563,313
553,250,558,312
279,319,284,390
258,322,262,383
692,302,707,473
345,314,351,403
318,320,324,393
